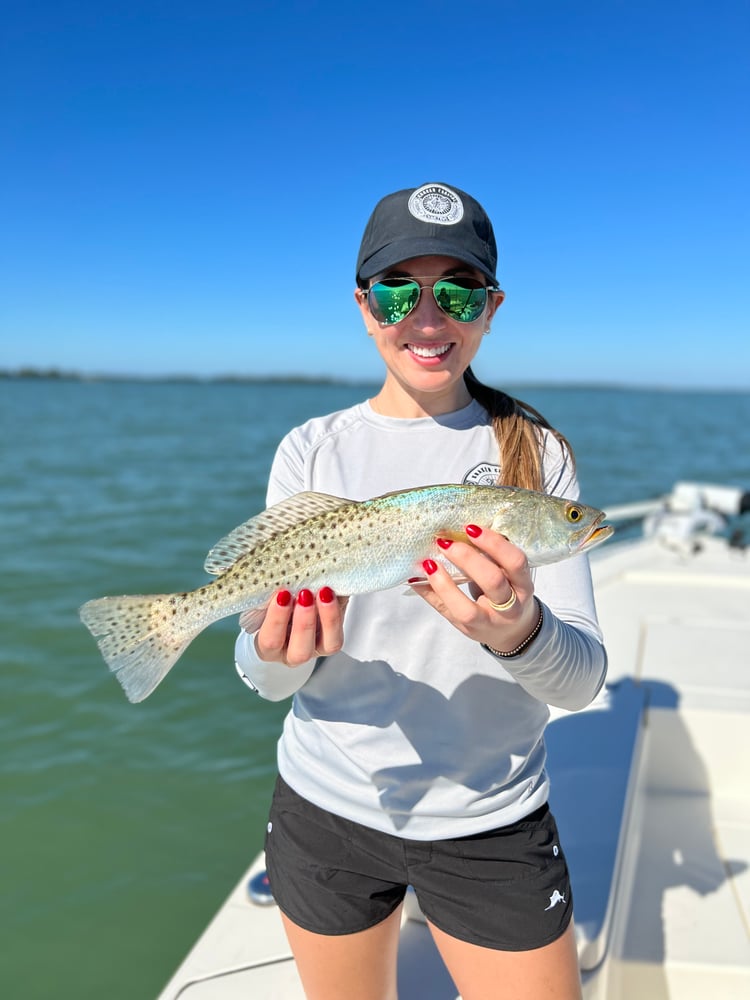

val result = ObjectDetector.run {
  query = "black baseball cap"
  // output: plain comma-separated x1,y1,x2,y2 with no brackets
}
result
356,182,498,286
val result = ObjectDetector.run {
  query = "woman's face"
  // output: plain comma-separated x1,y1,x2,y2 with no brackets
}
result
355,255,504,415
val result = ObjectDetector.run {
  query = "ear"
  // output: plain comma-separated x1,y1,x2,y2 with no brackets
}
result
485,289,505,325
354,286,369,321
354,286,376,336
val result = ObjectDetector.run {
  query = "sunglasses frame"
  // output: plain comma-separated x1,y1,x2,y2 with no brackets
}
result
365,276,500,326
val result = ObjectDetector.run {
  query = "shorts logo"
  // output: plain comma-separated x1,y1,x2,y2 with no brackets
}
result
545,889,566,911
408,184,464,225
463,463,501,486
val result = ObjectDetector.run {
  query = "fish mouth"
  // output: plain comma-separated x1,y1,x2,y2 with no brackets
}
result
589,524,615,545
580,515,614,551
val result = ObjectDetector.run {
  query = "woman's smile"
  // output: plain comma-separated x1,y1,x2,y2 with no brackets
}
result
405,341,455,362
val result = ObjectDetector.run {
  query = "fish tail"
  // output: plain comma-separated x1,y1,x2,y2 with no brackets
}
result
79,593,199,703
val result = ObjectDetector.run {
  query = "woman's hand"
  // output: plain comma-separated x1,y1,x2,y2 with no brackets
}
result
411,525,541,653
240,587,348,667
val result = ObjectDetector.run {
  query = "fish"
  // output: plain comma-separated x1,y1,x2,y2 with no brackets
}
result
79,483,613,703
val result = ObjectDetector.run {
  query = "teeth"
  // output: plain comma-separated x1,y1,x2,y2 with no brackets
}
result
409,343,452,358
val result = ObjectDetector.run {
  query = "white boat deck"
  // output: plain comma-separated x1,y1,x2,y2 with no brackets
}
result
579,533,750,998
157,487,750,999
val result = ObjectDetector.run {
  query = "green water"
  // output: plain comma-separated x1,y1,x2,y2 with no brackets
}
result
2,378,749,998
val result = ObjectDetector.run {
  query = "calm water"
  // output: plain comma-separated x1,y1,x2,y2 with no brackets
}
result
2,378,749,998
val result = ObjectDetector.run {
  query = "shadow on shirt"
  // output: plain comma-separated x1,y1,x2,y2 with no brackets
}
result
292,653,547,829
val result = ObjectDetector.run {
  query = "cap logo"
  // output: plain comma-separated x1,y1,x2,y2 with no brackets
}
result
408,184,464,226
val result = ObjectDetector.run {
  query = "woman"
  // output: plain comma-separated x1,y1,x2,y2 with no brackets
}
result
235,182,607,999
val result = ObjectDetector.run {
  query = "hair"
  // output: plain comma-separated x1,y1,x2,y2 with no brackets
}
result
463,367,574,491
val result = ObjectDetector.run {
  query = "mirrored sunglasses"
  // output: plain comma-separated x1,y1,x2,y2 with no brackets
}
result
366,276,496,325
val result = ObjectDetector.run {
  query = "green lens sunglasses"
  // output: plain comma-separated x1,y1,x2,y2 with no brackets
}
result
366,276,498,326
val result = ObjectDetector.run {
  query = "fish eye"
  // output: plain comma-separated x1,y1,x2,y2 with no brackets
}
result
566,504,584,523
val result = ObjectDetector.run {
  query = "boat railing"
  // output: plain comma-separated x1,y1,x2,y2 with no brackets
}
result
603,481,749,551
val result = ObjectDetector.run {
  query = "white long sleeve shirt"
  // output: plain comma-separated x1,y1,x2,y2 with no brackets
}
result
235,398,607,838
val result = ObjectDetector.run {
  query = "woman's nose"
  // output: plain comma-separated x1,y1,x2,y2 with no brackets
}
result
411,285,446,329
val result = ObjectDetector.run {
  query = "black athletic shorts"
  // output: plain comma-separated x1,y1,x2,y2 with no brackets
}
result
264,775,574,951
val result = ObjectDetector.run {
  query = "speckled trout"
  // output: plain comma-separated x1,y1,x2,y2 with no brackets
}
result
79,484,612,703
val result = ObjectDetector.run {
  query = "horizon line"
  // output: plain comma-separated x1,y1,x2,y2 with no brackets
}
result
1,367,748,394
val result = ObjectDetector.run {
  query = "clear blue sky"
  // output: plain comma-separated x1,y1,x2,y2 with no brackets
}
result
2,0,748,387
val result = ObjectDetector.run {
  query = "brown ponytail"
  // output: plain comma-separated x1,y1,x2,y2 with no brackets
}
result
463,367,574,491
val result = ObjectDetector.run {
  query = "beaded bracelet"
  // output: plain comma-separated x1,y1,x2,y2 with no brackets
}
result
482,598,544,658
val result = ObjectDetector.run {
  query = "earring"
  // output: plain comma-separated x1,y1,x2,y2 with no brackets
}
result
483,328,490,336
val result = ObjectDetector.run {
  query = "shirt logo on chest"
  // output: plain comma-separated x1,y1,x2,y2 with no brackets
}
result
463,462,501,486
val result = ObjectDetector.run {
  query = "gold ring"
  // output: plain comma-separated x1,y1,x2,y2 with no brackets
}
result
487,588,517,613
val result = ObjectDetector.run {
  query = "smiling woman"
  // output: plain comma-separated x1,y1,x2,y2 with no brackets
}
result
234,181,606,1000
354,184,573,495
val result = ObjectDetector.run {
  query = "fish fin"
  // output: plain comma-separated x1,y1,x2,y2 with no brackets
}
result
237,605,268,634
204,491,351,575
79,594,200,703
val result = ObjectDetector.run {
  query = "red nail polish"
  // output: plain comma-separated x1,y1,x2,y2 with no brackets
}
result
422,559,438,575
407,577,423,584
297,589,314,607
318,586,335,604
465,524,482,538
276,590,292,607
436,538,453,549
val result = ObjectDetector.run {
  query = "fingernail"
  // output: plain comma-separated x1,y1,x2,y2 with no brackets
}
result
276,590,292,607
436,538,453,549
318,586,335,604
297,589,314,607
465,524,482,538
422,559,438,575
407,577,423,584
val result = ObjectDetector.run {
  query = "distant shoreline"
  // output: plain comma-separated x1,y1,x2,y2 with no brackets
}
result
0,367,371,387
1,368,747,394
